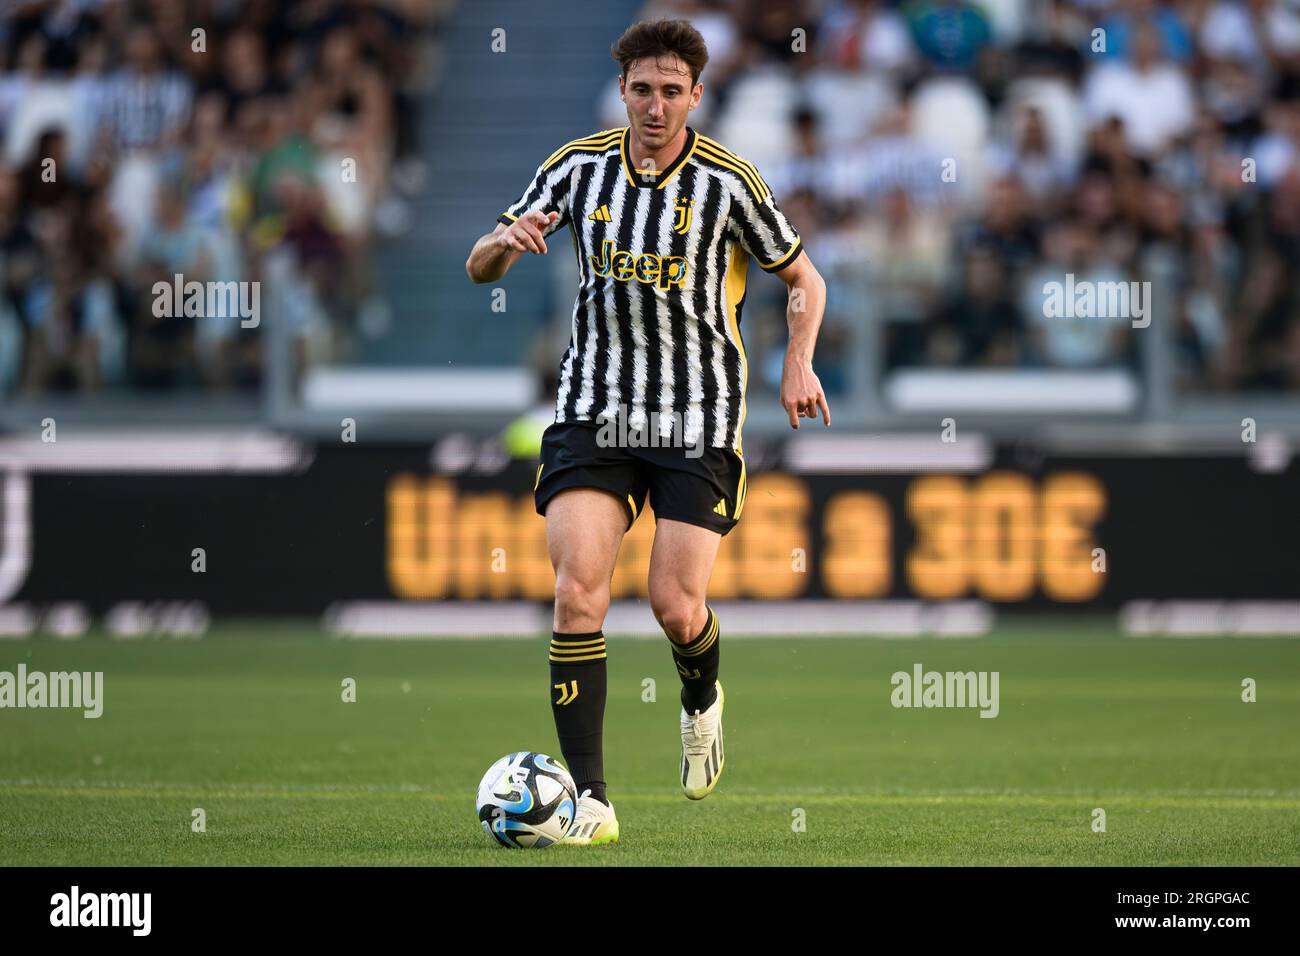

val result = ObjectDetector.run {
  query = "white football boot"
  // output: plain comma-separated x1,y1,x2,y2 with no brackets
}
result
560,789,620,845
680,680,725,799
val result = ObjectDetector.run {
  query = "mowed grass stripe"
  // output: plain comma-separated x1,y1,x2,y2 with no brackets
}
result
1,625,1297,864
4,781,1300,809
3,794,1297,866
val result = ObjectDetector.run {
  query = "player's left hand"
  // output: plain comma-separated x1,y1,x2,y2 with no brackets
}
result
780,358,831,429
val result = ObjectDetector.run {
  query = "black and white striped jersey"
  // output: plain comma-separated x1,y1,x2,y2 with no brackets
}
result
497,126,802,452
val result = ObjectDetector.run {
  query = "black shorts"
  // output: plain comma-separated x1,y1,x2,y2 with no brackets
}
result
532,420,748,536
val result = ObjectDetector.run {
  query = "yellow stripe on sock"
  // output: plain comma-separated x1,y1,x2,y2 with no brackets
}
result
550,646,606,656
678,622,718,657
679,632,716,658
549,643,607,654
550,637,606,648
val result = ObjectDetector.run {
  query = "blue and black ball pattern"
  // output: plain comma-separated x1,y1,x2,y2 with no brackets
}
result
478,752,577,848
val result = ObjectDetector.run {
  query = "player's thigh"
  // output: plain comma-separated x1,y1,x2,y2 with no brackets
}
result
647,516,722,614
545,488,627,594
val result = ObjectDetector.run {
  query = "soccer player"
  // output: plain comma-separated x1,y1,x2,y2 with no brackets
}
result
465,19,830,845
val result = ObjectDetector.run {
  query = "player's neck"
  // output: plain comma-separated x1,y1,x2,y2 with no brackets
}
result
627,124,690,172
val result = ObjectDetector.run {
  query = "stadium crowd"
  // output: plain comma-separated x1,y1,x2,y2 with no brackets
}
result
5,0,1299,399
610,0,1300,395
0,0,447,394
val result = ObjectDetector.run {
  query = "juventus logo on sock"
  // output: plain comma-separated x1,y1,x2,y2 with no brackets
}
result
553,679,579,705
670,606,720,712
549,631,608,796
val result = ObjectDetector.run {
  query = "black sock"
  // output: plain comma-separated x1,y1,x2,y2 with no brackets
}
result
549,630,609,805
670,604,720,713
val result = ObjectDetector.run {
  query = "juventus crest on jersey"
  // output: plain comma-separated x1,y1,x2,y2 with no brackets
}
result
498,126,802,451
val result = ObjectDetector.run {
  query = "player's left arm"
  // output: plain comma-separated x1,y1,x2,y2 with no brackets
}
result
774,250,831,429
728,174,831,429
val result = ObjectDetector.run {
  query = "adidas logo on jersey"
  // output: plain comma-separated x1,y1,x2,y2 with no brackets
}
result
587,204,612,222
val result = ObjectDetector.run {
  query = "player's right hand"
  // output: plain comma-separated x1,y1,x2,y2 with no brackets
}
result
499,210,559,255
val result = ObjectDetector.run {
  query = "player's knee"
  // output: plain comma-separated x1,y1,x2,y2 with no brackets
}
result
652,598,703,645
553,574,610,630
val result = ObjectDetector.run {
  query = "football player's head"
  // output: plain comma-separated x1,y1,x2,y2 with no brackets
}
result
612,19,707,151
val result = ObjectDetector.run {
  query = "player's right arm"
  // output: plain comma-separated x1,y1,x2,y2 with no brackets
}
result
467,149,573,284
465,211,560,284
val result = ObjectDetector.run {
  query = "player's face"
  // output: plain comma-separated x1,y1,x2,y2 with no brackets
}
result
620,55,701,151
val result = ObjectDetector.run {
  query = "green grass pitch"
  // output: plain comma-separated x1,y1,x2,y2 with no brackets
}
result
1,619,1297,866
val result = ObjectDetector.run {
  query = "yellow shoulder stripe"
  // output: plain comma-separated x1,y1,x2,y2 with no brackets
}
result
695,141,769,203
699,135,771,196
543,129,623,171
698,145,769,202
697,135,771,199
544,128,622,164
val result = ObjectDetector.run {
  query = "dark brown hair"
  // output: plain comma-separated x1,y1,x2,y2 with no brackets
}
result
611,19,709,86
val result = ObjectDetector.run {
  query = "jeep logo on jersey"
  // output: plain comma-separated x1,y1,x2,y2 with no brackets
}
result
589,239,688,290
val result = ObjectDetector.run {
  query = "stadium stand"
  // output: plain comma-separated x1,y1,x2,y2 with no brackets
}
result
2,0,1299,432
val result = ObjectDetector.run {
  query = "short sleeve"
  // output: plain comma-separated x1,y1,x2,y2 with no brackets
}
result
728,180,802,274
497,159,571,237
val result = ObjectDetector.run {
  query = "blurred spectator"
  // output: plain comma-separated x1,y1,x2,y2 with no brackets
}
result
956,174,1041,281
862,186,951,366
768,106,833,201
819,0,916,76
1095,0,1194,63
98,24,191,153
837,101,951,210
1082,19,1195,157
986,103,1077,205
1,0,447,396
905,0,993,72
928,246,1024,366
1019,217,1134,368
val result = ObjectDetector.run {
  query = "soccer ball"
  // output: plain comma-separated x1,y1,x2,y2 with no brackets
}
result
476,751,578,848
